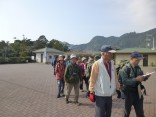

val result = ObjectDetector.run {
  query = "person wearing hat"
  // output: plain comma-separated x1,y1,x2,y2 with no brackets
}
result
64,56,70,66
89,45,120,117
119,51,151,117
53,56,59,75
94,55,100,62
64,54,82,105
55,55,66,98
79,57,87,92
85,57,94,97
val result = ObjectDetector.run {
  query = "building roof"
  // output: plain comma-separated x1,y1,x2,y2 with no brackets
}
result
117,48,156,54
33,47,64,54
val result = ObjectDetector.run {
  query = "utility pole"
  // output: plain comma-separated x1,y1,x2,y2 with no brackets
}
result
146,34,155,50
146,34,152,48
152,37,155,50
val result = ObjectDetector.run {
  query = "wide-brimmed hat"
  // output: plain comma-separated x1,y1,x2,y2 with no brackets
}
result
82,57,87,62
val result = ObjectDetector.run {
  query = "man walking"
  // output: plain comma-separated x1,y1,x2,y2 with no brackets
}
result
64,54,82,105
89,45,120,117
119,51,150,117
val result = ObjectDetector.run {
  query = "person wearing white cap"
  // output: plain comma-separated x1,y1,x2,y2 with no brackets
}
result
89,45,120,117
64,54,82,105
79,57,87,92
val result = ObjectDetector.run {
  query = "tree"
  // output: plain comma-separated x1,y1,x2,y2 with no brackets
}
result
34,35,48,49
0,41,10,57
48,39,68,52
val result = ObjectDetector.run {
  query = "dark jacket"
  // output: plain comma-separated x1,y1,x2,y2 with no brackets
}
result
119,63,144,92
64,63,82,84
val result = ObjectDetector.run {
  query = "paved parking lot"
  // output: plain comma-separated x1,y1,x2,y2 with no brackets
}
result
0,63,156,117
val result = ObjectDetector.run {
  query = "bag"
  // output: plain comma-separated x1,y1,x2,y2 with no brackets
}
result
116,60,129,75
89,93,95,102
116,60,129,99
85,63,92,78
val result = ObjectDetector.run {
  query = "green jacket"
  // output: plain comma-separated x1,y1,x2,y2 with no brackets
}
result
85,63,92,78
64,63,82,84
119,63,143,88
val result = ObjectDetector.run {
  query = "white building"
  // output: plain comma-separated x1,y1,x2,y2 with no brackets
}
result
33,47,64,63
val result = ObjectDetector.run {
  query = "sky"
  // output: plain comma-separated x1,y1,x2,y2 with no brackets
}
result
0,0,156,44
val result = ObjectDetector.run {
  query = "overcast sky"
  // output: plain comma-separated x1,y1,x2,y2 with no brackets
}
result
0,0,156,44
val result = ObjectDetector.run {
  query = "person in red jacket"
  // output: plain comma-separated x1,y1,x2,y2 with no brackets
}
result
55,55,66,98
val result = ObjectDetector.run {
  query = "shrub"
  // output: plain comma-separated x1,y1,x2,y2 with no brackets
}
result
0,57,36,64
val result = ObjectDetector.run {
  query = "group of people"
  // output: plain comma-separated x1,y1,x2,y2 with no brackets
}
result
52,45,151,117
52,53,100,102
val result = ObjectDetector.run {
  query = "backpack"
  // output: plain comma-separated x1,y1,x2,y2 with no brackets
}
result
85,63,92,78
116,60,129,75
116,60,132,87
116,60,146,98
116,60,130,99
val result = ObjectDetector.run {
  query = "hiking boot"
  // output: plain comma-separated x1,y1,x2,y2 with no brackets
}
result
61,93,65,97
74,101,80,106
80,90,84,92
66,98,69,104
57,94,60,98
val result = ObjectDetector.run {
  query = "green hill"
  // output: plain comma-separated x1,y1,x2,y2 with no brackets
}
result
70,28,156,51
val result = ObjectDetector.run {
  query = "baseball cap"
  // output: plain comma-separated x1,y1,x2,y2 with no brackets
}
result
70,54,76,59
131,51,144,60
101,45,116,53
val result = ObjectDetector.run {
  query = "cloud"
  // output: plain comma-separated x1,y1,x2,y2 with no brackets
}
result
127,0,156,28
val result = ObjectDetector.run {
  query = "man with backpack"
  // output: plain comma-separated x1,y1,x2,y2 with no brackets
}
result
119,51,151,117
64,54,82,105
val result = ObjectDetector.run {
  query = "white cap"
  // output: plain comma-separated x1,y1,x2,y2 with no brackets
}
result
70,54,76,59
108,50,116,53
59,55,63,57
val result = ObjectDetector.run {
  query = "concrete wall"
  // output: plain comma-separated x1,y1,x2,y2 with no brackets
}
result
115,53,143,66
36,53,59,63
115,53,156,66
36,53,42,63
148,54,156,66
36,53,46,63
115,53,129,65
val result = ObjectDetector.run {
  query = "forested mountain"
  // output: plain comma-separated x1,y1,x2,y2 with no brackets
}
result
70,28,156,51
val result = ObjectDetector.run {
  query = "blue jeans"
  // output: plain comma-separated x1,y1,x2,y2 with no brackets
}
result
57,79,64,96
95,96,112,117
